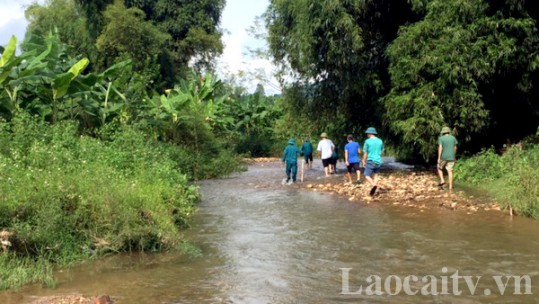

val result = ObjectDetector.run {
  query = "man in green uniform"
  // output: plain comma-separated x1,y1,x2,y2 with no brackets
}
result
437,126,458,190
282,138,303,185
301,138,314,169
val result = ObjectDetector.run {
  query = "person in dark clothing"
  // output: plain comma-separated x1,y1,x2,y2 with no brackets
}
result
330,146,338,174
282,138,303,184
301,138,314,169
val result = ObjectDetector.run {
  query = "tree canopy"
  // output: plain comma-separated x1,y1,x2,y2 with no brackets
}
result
265,0,417,145
27,0,225,89
385,0,539,158
266,0,539,160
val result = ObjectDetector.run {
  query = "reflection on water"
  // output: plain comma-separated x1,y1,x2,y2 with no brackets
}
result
1,165,539,303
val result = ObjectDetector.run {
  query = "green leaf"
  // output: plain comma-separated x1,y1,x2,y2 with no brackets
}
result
0,36,17,67
52,58,89,100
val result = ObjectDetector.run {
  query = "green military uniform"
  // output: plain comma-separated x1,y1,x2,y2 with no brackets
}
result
282,139,303,182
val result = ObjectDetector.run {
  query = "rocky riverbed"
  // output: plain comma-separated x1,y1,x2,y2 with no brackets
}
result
30,295,111,304
299,171,503,214
244,158,505,216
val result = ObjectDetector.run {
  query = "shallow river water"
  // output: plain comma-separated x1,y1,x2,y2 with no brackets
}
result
1,163,539,303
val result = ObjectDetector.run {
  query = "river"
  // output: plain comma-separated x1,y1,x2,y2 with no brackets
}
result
1,163,538,303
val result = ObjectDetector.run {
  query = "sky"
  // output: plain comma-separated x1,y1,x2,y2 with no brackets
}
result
0,0,39,46
216,0,281,94
0,0,280,94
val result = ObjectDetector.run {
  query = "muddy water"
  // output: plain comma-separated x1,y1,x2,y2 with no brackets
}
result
1,163,539,303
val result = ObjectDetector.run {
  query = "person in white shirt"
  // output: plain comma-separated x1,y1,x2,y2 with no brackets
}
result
317,132,335,177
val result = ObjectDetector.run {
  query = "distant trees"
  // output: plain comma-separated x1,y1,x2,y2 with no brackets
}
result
26,0,225,90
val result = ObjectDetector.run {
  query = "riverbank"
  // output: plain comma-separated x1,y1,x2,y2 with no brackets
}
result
0,117,207,291
4,160,538,303
456,144,539,218
246,158,504,216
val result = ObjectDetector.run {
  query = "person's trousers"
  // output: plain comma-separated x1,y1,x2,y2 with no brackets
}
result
286,161,298,181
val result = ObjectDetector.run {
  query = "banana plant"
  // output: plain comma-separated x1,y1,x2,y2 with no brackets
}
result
145,71,234,146
72,60,132,126
1,32,131,126
50,58,89,122
0,36,38,115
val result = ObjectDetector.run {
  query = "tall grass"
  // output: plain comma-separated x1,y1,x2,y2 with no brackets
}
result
456,145,539,218
0,114,239,289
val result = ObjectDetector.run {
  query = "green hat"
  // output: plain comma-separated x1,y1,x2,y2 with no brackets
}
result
320,132,328,138
441,126,451,134
288,138,296,145
365,127,378,135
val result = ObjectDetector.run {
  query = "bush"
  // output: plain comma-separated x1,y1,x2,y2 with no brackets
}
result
235,132,274,157
456,145,539,218
0,114,200,288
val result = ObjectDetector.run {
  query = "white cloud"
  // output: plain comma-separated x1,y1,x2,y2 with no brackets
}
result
216,0,281,95
220,28,248,69
0,0,44,45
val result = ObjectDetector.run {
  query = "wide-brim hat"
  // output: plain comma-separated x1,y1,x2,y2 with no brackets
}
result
320,132,328,138
365,127,378,135
441,126,451,134
288,138,296,145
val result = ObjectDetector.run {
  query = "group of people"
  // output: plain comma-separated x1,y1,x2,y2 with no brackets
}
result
282,126,458,196
282,127,384,196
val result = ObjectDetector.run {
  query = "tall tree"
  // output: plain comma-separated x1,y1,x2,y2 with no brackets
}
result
73,0,113,42
384,0,539,159
95,1,169,80
72,0,224,82
265,0,417,139
125,0,225,75
25,0,94,61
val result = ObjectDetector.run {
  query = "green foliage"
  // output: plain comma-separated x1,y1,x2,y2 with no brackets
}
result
25,0,94,62
0,114,200,288
96,0,170,81
142,72,241,178
71,0,224,84
1,32,132,126
265,0,416,152
52,58,89,100
0,254,55,290
267,0,539,160
127,0,225,73
0,1,243,290
232,92,282,156
456,144,539,218
384,0,539,160
455,148,504,183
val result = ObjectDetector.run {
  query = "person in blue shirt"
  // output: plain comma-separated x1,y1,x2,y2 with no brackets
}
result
362,127,384,196
301,137,314,169
282,138,303,185
344,134,362,184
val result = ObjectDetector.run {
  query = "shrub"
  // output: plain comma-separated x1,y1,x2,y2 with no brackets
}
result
0,114,200,288
456,144,539,218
